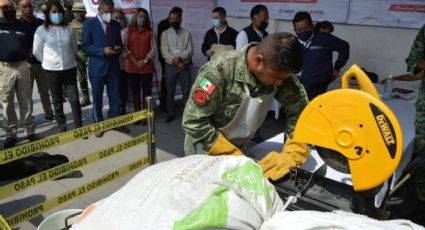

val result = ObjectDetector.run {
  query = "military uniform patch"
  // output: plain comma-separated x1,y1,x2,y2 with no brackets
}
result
199,78,216,95
192,88,209,105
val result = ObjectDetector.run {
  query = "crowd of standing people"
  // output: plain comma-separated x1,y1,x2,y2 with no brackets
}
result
0,0,350,148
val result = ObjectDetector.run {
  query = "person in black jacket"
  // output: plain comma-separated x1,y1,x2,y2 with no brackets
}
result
18,0,54,121
201,7,237,60
0,0,38,148
293,12,349,100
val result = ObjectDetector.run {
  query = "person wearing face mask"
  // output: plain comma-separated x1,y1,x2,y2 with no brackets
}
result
201,7,237,61
0,0,38,148
33,0,83,133
70,2,91,107
160,7,193,123
18,0,55,121
112,8,128,115
81,0,129,137
157,7,183,113
293,12,349,100
183,33,310,182
124,8,157,125
235,4,269,50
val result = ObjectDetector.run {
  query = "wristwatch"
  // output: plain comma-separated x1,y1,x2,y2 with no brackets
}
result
143,59,148,64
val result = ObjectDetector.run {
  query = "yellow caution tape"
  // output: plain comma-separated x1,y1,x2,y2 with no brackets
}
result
0,215,11,230
0,134,149,199
4,156,150,227
0,110,154,165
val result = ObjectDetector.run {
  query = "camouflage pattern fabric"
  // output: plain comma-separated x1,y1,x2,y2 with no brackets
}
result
405,24,425,201
71,20,89,93
182,44,308,155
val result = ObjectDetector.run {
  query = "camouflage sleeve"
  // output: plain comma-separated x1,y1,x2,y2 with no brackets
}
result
74,28,82,45
405,25,425,74
182,64,225,152
275,75,309,137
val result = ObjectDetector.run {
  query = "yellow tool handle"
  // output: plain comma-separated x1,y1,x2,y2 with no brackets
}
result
341,64,380,99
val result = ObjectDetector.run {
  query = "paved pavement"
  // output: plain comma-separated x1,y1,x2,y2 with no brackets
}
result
0,84,284,229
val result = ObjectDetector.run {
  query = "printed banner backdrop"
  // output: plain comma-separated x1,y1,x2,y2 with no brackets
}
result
217,0,350,23
83,0,150,17
217,0,424,29
348,0,425,29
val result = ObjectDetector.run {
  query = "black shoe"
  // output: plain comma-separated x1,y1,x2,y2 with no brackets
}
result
26,134,39,142
4,137,17,149
120,108,127,115
45,114,54,121
165,115,176,123
114,126,130,133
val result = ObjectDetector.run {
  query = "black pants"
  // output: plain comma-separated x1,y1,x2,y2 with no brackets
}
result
160,62,167,112
45,67,82,132
118,70,128,114
128,73,153,99
302,80,330,100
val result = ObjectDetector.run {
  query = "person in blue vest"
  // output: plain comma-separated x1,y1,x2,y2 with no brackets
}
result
235,4,268,50
293,11,349,100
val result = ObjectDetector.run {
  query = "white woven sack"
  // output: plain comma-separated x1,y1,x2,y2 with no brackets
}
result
72,155,283,230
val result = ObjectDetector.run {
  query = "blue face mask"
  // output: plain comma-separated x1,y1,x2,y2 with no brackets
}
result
137,17,145,27
297,30,313,42
50,13,63,25
212,19,220,29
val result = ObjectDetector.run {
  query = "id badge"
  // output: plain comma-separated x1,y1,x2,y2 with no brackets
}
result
174,47,181,56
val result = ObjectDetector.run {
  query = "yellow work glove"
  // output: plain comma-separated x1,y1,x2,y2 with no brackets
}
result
259,138,310,181
207,132,244,156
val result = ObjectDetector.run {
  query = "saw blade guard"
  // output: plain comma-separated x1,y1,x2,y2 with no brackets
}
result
341,64,380,99
293,65,403,191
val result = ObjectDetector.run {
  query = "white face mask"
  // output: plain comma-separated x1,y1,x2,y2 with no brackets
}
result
101,12,111,23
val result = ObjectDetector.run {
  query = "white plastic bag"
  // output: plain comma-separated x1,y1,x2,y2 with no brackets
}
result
72,155,283,230
260,210,425,230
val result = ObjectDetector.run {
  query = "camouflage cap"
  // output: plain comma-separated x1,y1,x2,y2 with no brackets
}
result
72,2,86,12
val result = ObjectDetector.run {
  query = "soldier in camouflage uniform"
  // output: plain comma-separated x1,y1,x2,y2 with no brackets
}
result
183,33,310,181
70,2,91,107
405,24,425,204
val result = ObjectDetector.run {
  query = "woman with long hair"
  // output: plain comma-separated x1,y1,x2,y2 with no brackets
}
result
33,0,82,133
124,8,157,125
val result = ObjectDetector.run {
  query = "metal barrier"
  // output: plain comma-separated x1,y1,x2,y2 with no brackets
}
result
0,97,157,229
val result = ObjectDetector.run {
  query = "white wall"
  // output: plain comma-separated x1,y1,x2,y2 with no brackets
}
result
227,17,421,89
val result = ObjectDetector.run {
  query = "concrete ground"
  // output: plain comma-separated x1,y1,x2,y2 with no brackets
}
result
0,85,285,230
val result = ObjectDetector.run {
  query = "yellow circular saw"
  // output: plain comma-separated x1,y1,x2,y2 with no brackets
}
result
292,64,403,191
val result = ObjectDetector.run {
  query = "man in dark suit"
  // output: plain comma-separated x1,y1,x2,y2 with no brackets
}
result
81,0,129,137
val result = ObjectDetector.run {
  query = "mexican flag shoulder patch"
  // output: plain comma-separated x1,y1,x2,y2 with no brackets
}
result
199,78,216,95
